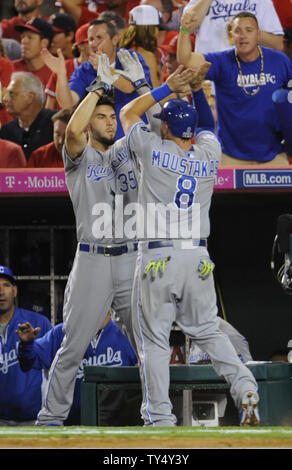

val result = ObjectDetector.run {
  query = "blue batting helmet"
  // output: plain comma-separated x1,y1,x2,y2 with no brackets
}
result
153,99,198,138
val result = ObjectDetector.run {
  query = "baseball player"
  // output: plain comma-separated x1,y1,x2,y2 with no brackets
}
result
35,51,161,426
119,66,260,427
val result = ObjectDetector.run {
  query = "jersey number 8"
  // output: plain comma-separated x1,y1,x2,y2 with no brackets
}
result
175,175,197,209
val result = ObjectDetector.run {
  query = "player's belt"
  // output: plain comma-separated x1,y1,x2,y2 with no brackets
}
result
79,242,138,256
147,239,207,249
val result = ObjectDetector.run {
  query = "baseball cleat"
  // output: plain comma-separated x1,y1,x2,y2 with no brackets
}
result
240,391,260,426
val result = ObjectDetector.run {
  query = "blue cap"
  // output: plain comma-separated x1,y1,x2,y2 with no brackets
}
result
0,266,16,284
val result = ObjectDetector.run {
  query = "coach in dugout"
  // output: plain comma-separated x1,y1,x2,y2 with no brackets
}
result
0,265,52,426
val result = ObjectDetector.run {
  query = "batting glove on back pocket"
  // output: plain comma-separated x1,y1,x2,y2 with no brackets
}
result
143,256,171,281
197,259,215,280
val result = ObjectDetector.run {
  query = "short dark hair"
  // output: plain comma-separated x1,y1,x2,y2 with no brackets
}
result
96,94,116,113
88,19,118,38
231,11,259,28
51,108,74,124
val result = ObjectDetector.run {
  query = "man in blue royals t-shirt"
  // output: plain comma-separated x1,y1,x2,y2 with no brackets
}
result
177,11,292,165
0,265,52,426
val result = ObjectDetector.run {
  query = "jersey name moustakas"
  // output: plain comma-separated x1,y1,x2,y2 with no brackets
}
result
152,150,220,178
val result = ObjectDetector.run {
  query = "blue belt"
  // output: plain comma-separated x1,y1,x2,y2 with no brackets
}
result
147,240,207,249
79,242,138,256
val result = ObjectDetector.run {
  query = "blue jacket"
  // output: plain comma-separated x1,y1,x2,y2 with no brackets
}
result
0,307,52,422
18,319,138,424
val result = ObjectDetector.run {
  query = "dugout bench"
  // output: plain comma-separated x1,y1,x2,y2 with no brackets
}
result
81,362,292,426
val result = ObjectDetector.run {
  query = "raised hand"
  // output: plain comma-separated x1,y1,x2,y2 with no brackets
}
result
89,52,100,71
181,6,200,32
116,49,148,89
16,322,40,343
189,62,212,91
40,47,66,75
98,53,119,86
89,38,109,70
166,64,195,94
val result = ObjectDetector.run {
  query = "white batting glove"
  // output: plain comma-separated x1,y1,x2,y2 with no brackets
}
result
97,53,119,86
116,49,150,90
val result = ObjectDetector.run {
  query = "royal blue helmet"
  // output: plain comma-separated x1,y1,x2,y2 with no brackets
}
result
153,99,198,139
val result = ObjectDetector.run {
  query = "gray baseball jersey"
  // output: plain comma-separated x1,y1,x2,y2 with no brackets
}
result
63,143,114,244
127,122,258,427
37,142,138,425
107,136,140,245
127,123,221,240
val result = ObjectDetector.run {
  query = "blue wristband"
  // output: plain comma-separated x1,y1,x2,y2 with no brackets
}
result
150,83,172,102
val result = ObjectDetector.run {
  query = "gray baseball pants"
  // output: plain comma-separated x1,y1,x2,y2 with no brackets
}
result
36,244,137,425
132,242,258,427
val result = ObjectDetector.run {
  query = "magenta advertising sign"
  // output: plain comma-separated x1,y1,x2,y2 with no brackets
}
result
0,169,68,194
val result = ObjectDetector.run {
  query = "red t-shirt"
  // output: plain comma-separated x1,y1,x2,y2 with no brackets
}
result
12,59,52,88
0,15,48,43
122,0,140,23
77,0,140,27
160,30,180,47
272,0,292,28
0,139,27,168
0,56,14,87
77,6,100,28
0,56,15,126
27,141,64,168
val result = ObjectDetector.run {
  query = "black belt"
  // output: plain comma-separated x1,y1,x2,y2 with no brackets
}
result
79,242,138,256
147,240,207,249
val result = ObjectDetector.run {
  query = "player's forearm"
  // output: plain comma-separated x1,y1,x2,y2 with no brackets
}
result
121,83,174,135
120,91,156,134
65,90,102,157
136,85,162,135
259,31,284,51
67,90,101,136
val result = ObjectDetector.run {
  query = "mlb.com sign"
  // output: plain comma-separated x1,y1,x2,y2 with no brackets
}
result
241,170,292,188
